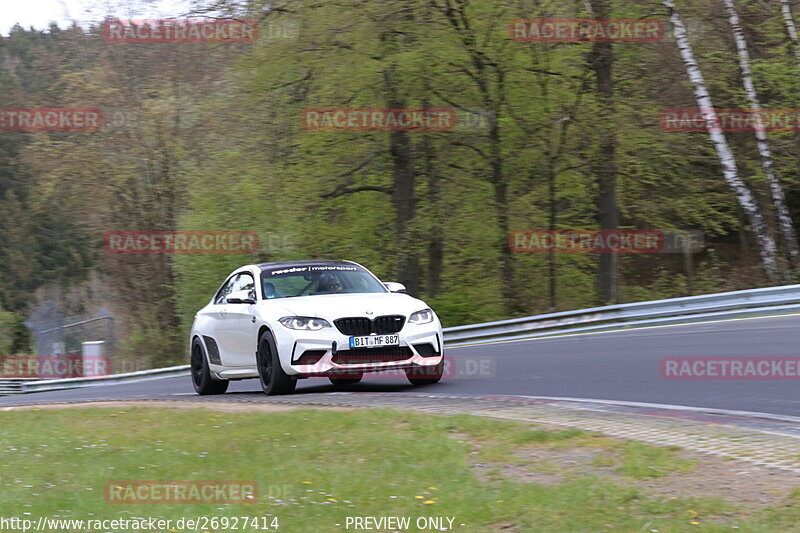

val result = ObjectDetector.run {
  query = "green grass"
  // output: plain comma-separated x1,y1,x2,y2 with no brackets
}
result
0,407,798,532
590,442,696,479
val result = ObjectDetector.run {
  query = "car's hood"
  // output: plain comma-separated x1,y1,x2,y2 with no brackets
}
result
263,292,429,319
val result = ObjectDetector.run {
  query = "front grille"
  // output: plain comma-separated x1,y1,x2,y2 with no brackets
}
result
332,347,413,365
334,315,405,336
334,317,372,336
374,315,405,334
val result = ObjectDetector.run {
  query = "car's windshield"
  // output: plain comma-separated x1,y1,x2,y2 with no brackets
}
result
260,265,388,299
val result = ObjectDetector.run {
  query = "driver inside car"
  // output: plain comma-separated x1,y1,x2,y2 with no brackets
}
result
316,274,343,294
262,281,277,299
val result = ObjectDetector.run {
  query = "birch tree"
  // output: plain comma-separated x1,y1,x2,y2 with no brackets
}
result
780,0,800,62
663,1,781,282
722,0,800,269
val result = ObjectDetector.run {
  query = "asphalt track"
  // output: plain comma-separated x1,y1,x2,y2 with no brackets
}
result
1,315,799,416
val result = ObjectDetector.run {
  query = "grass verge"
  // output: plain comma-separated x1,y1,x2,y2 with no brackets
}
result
0,406,798,532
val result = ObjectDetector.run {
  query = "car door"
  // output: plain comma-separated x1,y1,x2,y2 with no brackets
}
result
216,271,259,367
203,273,238,366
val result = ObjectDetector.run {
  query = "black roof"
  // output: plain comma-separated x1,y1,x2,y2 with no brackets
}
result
257,260,357,272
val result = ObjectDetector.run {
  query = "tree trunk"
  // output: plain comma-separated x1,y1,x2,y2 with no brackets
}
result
723,0,800,270
589,0,619,305
663,0,782,282
683,236,694,295
547,159,557,311
780,0,800,61
420,73,443,298
488,100,515,311
383,68,419,293
779,0,800,273
423,131,443,298
432,0,514,311
380,5,419,295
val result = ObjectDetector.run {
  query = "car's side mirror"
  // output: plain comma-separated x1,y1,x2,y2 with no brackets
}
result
384,282,407,294
227,290,256,304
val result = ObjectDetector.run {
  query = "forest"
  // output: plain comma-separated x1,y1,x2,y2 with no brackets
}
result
1,0,800,366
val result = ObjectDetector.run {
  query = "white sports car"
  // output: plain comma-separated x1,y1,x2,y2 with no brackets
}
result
189,260,445,395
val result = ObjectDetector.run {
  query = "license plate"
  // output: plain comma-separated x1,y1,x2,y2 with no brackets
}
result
349,335,400,349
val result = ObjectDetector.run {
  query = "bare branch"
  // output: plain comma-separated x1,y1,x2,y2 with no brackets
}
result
321,185,392,199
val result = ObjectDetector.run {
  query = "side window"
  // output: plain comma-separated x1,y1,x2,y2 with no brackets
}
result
214,273,255,304
231,273,256,300
215,275,238,305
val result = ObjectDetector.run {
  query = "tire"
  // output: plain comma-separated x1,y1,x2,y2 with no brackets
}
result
191,339,229,395
406,360,444,385
328,372,363,386
257,330,297,395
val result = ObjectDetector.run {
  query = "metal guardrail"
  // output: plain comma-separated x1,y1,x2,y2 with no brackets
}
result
3,284,800,395
444,284,800,346
0,379,28,394
0,366,191,395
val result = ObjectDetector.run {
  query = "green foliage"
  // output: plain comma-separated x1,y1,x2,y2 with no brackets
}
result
0,307,31,355
0,308,13,355
2,0,800,360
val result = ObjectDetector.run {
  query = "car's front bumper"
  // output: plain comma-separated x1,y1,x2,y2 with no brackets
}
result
274,323,443,377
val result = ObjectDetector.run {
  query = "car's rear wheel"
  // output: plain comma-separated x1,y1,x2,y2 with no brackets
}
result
191,339,229,395
328,372,363,386
406,360,444,385
257,330,297,395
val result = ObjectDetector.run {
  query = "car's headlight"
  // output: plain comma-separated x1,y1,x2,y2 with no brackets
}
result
408,308,434,325
279,317,332,331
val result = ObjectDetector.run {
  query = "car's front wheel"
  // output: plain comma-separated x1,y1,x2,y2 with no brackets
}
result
191,339,229,395
406,360,444,385
257,330,297,395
